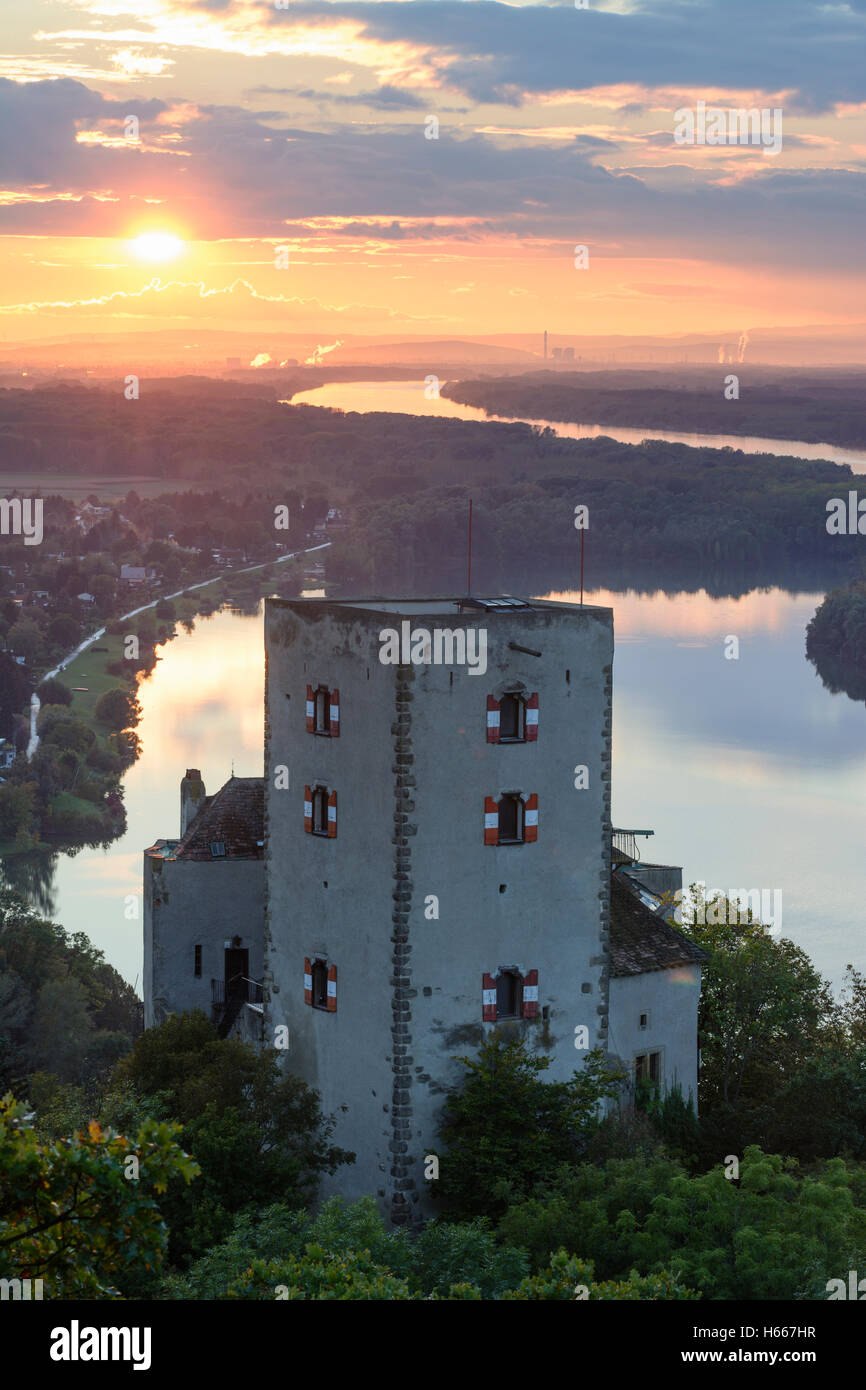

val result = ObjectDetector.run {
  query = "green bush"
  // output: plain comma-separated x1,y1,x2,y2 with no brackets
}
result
94,688,140,732
434,1034,622,1220
222,1246,416,1301
499,1147,866,1300
36,677,72,707
503,1250,700,1301
414,1218,528,1298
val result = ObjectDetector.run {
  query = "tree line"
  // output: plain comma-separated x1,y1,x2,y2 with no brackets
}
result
3,887,866,1299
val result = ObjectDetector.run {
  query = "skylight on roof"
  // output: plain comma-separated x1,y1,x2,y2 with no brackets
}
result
210,842,226,858
460,596,530,611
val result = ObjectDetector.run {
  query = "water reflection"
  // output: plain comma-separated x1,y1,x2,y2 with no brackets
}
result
3,587,863,995
554,586,866,992
4,606,265,991
1,847,59,919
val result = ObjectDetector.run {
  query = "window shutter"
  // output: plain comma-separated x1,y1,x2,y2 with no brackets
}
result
486,694,500,743
484,796,499,845
327,963,337,1012
327,789,337,838
524,793,538,842
522,969,539,1018
482,972,497,1022
304,957,312,1006
329,688,340,738
305,684,315,734
304,785,312,834
525,692,539,741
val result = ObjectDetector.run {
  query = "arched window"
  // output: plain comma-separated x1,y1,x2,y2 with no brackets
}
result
497,793,525,844
311,786,328,835
499,692,526,742
496,970,523,1020
311,959,329,1010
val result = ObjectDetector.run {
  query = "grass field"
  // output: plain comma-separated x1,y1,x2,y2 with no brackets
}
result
42,553,308,737
61,632,134,732
52,790,102,817
0,473,214,502
2,563,311,859
59,578,266,729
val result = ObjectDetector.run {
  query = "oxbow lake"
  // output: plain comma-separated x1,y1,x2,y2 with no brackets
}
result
9,379,865,995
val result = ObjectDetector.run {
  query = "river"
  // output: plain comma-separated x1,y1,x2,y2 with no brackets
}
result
5,382,865,995
290,379,866,474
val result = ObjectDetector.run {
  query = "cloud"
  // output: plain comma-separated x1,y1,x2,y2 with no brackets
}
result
283,0,866,112
0,273,452,325
0,77,174,185
0,77,863,274
247,83,427,110
63,0,866,112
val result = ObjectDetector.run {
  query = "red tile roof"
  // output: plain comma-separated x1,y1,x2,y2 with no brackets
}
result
174,776,264,860
610,872,707,977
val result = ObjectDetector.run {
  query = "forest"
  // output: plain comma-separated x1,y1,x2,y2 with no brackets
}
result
806,577,866,703
3,382,860,596
442,371,866,450
4,886,866,1300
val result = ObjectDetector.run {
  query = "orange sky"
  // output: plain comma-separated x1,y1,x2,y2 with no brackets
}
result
1,0,865,344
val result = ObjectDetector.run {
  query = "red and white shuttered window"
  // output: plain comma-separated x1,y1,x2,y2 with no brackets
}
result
483,793,538,844
482,969,538,1021
304,786,337,836
306,685,340,737
486,692,538,743
522,969,539,1018
305,958,337,1012
525,693,538,740
482,972,497,1021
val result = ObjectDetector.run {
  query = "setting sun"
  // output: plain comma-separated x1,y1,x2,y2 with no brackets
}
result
130,232,185,263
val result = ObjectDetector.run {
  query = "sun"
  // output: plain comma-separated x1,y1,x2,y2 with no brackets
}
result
130,232,185,263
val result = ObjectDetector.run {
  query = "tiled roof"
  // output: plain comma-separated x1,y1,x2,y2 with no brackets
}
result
174,776,264,860
610,871,708,977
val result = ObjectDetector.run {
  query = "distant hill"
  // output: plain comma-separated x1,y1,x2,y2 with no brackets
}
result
320,340,538,366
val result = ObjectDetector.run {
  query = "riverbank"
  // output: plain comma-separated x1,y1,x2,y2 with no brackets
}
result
0,545,330,859
8,582,863,998
441,374,866,454
291,378,866,474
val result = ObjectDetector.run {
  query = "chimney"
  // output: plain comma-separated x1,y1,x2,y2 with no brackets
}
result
180,768,205,836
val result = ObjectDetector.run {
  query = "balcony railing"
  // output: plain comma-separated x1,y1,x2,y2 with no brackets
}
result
612,828,654,863
211,976,263,1007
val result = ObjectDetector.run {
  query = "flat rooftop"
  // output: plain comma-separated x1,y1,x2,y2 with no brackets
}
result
269,595,612,618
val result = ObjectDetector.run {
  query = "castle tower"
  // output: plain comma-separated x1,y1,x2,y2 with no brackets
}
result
263,595,613,1224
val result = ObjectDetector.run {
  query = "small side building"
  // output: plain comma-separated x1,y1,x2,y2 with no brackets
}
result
608,869,707,1103
143,770,265,1042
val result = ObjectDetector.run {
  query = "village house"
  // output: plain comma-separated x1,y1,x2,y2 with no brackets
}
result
120,565,156,587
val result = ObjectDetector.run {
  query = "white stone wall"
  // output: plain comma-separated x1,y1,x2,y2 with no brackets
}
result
608,965,701,1108
264,598,613,1222
143,854,264,1027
